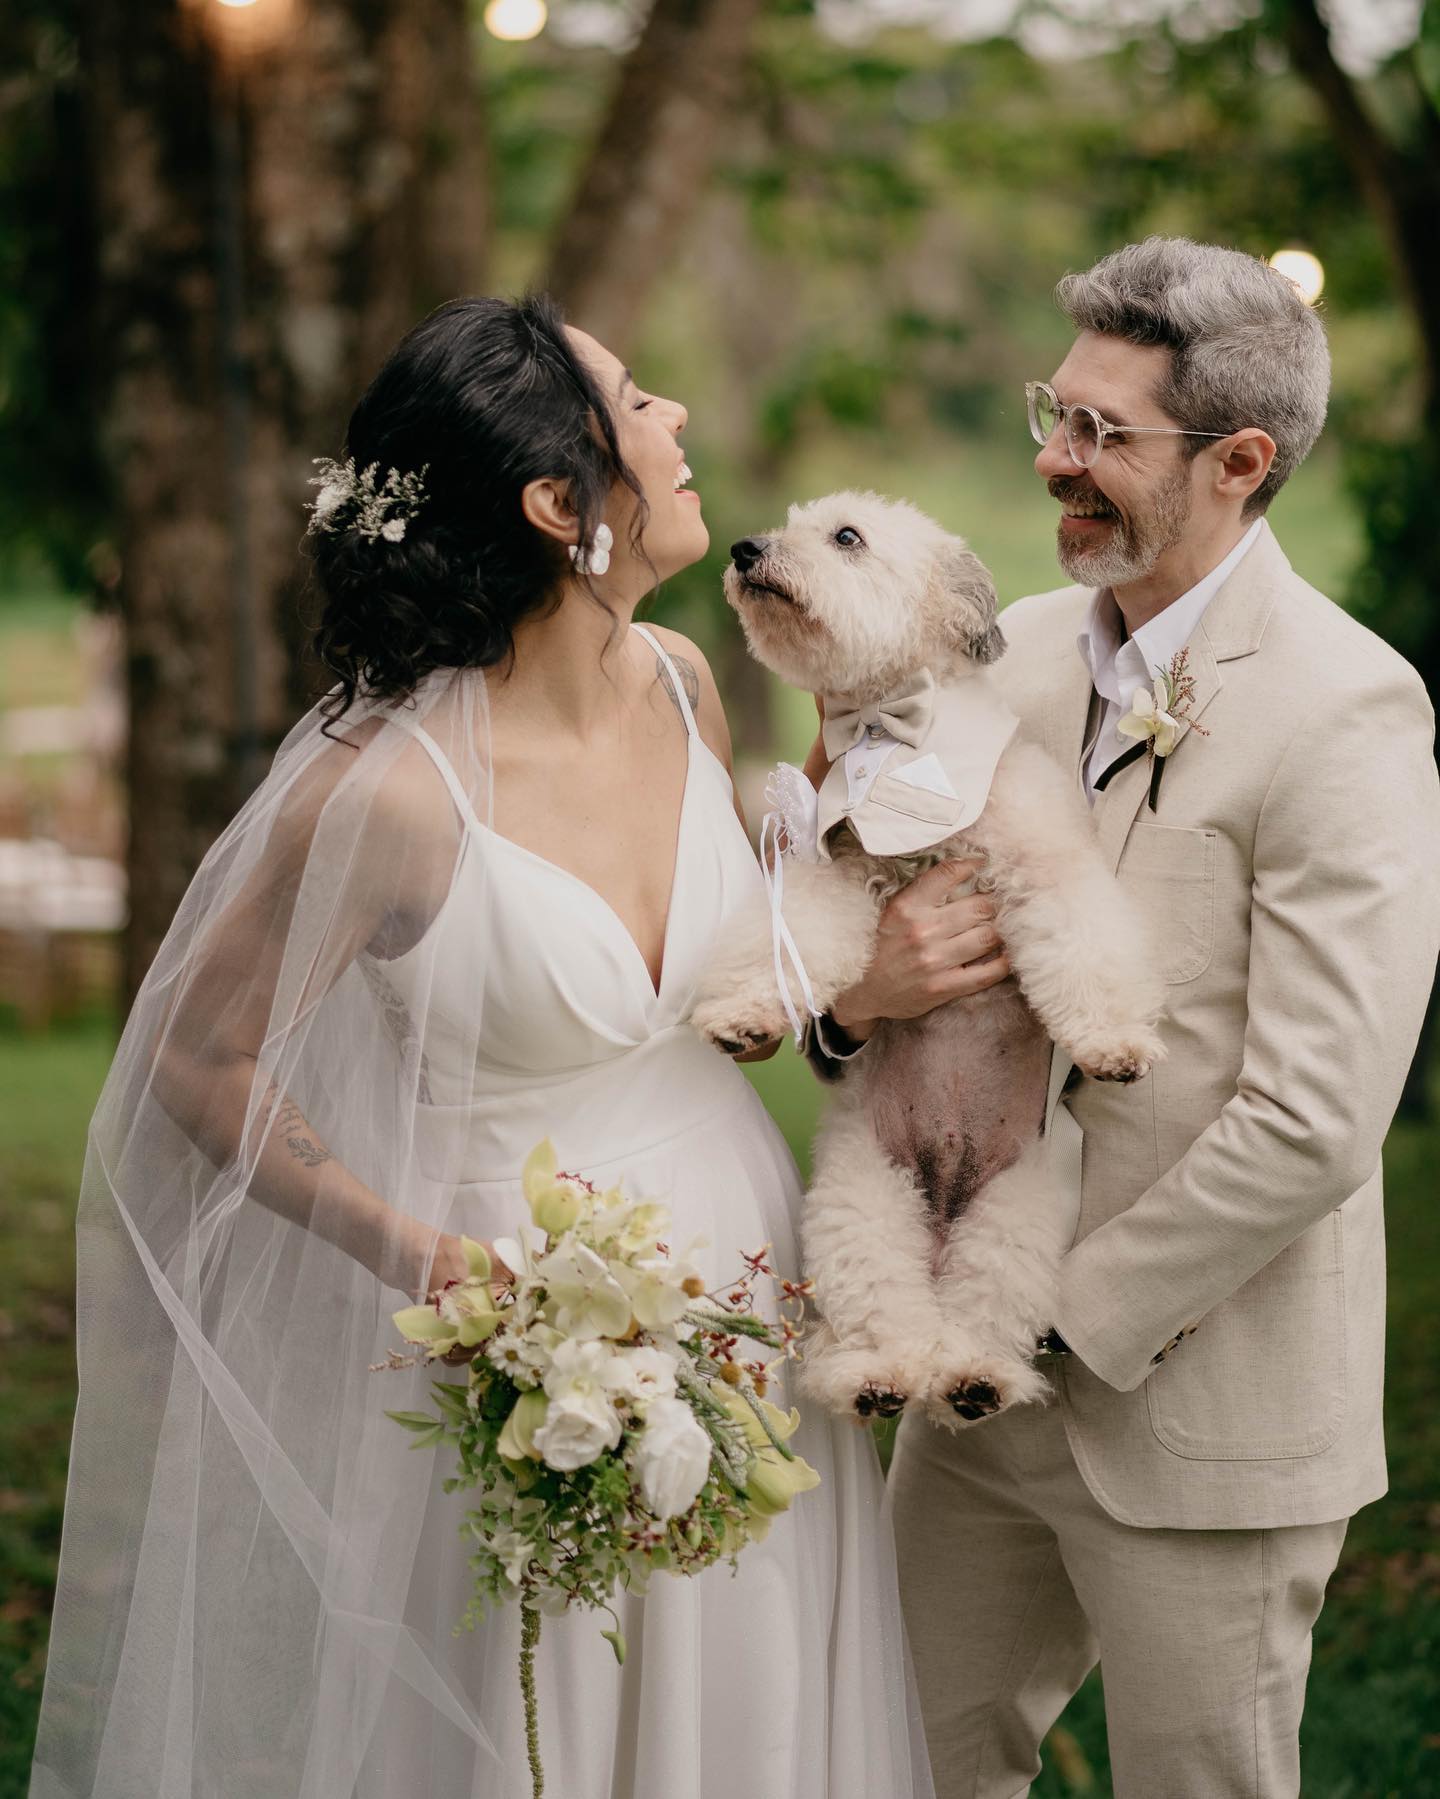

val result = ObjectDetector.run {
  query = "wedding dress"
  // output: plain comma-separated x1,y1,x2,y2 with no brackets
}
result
29,628,929,1798
364,628,930,1797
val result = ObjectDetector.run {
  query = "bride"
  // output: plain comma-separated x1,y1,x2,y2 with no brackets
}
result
29,294,933,1798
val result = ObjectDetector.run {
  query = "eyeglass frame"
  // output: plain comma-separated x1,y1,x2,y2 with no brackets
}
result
1025,379,1235,469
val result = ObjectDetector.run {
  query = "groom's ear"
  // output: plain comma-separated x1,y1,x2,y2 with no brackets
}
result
934,540,1006,665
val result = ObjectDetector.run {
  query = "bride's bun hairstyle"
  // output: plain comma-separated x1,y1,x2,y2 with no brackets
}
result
307,293,645,718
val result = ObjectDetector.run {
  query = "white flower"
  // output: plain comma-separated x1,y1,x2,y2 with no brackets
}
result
535,1239,633,1340
311,479,350,523
612,1202,671,1257
543,1338,621,1404
631,1395,712,1520
1117,678,1182,757
380,516,407,543
485,1319,562,1386
487,1526,534,1586
604,1344,678,1407
612,1252,695,1331
532,1394,623,1472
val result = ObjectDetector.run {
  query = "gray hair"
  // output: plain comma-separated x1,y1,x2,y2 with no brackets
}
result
1055,236,1330,515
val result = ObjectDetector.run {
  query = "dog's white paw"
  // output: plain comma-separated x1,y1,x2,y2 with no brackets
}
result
797,1332,933,1422
1070,1026,1167,1085
923,1353,1050,1431
689,992,792,1057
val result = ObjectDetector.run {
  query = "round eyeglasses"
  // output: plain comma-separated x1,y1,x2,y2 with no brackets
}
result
1025,380,1233,469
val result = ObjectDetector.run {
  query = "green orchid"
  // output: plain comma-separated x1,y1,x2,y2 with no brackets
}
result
497,1389,550,1464
392,1238,503,1357
714,1385,821,1528
522,1138,591,1238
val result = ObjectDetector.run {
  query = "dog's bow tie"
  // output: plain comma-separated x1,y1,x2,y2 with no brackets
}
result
822,669,936,759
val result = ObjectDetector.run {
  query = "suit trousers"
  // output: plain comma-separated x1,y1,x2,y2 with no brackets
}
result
888,1386,1347,1799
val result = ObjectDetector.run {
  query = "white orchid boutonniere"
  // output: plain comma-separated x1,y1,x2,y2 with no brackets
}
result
1116,646,1209,811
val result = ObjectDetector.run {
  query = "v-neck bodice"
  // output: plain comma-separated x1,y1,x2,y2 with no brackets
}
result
357,629,765,1179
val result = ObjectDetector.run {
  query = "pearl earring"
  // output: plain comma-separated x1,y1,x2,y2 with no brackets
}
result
569,523,614,577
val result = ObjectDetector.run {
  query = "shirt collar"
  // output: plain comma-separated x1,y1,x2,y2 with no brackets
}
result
1077,517,1264,703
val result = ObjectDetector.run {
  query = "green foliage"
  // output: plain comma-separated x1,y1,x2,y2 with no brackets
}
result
1341,428,1440,682
0,0,106,595
1421,0,1440,115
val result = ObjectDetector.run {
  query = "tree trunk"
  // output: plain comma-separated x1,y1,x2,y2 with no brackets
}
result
90,0,487,1005
541,0,767,357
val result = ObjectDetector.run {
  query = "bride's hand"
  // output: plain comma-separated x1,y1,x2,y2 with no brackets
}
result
422,1230,515,1302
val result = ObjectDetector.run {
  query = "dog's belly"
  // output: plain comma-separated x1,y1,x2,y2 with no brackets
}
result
862,986,1051,1226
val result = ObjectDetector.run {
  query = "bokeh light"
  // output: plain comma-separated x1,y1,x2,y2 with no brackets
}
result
484,0,548,41
1269,247,1326,306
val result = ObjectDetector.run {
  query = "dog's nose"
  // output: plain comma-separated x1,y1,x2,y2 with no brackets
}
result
730,536,769,575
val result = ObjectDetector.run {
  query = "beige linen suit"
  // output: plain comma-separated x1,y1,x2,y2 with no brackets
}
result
888,522,1440,1796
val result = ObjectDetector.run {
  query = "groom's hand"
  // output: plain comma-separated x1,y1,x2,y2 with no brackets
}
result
830,859,1011,1042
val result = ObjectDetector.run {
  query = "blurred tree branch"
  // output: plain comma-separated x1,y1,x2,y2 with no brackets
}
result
1283,0,1440,410
542,0,767,355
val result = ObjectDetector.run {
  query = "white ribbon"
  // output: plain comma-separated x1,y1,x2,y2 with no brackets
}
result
760,809,827,1050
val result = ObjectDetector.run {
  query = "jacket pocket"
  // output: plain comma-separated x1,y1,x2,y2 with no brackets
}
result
1146,1213,1346,1460
867,772,964,829
1117,822,1216,984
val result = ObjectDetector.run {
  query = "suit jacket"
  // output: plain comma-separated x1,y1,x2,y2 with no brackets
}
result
992,520,1440,1529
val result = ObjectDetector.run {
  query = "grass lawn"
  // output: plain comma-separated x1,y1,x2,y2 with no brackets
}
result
2,1021,1437,1796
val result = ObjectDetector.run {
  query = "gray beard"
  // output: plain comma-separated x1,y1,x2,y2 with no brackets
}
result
1055,465,1193,589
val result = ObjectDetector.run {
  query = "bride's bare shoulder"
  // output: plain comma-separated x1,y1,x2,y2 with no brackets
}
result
644,624,733,771
271,714,466,861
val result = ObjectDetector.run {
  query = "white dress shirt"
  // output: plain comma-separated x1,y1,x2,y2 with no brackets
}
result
1077,519,1263,803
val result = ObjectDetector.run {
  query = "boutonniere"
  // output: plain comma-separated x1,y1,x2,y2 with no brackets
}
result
1116,647,1209,811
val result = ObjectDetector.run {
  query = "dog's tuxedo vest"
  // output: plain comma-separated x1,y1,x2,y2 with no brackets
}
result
816,669,1019,858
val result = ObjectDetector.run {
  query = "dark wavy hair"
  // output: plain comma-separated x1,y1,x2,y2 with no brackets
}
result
307,293,647,720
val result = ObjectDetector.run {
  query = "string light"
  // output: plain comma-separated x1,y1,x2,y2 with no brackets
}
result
1269,248,1325,306
484,0,548,41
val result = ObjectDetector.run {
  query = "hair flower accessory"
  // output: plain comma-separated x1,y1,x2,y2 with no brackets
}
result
305,456,429,543
1116,646,1209,811
569,522,614,577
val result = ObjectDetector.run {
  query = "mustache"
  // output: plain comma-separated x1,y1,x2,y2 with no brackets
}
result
1047,476,1120,520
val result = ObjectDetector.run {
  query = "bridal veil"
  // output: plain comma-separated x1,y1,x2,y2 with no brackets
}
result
30,669,502,1797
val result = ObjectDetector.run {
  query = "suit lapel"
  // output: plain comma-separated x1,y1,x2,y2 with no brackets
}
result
1088,522,1286,870
1042,635,1096,790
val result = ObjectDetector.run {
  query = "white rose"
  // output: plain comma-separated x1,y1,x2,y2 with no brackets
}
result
543,1337,620,1402
632,1395,712,1520
532,1396,622,1472
604,1344,678,1406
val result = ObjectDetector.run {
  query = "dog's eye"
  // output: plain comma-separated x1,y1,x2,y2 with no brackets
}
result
834,527,864,550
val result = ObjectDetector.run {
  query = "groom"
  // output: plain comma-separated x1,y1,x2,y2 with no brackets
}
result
811,236,1440,1795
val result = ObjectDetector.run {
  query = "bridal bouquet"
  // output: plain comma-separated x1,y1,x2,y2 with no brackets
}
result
376,1140,819,1796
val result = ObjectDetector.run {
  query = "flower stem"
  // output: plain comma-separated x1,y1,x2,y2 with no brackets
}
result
520,1603,544,1797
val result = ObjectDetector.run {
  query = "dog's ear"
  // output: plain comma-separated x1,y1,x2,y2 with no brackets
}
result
934,539,1006,665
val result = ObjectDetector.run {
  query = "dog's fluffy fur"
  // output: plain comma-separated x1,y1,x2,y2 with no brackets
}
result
690,492,1166,1430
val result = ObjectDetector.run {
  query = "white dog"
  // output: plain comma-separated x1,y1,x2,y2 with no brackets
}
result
690,492,1166,1429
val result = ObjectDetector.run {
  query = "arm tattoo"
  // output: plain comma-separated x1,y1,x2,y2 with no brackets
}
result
273,1095,334,1169
655,652,701,728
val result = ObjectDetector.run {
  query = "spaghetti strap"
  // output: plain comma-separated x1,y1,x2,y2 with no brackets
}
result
388,713,487,836
632,624,698,740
